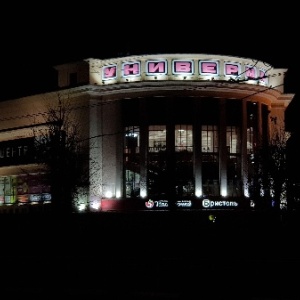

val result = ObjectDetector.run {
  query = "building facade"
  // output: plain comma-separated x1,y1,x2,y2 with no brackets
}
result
0,54,295,212
285,93,300,209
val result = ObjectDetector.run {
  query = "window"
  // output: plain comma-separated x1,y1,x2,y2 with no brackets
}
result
124,126,140,198
149,125,166,152
227,126,240,154
202,125,219,196
175,125,193,152
148,126,167,198
174,125,194,197
247,127,254,154
202,125,218,153
227,126,242,196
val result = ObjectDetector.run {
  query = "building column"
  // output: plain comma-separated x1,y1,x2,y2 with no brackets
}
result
139,99,148,198
219,99,227,197
193,99,202,197
257,102,262,145
241,99,248,197
89,98,103,207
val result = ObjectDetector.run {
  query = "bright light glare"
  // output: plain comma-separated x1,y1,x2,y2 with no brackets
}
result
91,201,100,210
78,203,86,212
221,189,227,197
105,191,113,198
195,189,202,197
140,189,147,198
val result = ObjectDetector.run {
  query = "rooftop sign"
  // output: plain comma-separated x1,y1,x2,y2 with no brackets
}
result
96,55,270,86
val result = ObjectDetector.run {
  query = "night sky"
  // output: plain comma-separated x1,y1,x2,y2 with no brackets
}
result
2,5,299,99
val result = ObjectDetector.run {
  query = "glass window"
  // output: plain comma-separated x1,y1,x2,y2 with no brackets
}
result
202,125,219,196
175,125,194,197
227,126,240,154
124,126,140,154
226,126,242,196
148,125,167,198
175,125,193,152
124,126,140,198
149,125,166,152
202,125,218,153
247,127,254,154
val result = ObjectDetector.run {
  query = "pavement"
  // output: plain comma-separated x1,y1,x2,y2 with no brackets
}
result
1,209,300,299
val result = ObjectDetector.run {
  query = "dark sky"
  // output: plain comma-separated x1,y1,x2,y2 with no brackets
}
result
2,4,299,99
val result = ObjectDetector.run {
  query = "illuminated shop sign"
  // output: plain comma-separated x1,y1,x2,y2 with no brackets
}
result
145,199,169,209
202,199,238,208
176,200,192,208
102,64,117,79
0,138,35,167
122,61,141,77
145,199,193,209
172,60,194,74
101,58,268,85
200,61,218,75
146,60,168,75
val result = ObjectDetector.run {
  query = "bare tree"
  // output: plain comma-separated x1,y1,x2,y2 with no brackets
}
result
247,116,289,211
33,94,90,214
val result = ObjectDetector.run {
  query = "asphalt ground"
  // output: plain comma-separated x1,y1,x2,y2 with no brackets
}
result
1,210,299,299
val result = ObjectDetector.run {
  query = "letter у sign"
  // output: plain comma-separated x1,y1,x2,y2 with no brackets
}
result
99,54,269,86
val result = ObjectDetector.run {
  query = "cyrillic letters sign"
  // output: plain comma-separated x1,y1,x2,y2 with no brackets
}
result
101,57,268,85
0,138,35,166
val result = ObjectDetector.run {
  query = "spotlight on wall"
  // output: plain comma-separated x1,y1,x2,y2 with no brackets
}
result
195,190,202,197
105,191,113,198
140,189,147,198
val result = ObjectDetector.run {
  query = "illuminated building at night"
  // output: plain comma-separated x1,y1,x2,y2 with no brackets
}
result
0,54,295,212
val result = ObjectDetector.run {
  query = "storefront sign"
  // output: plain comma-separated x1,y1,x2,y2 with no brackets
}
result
202,198,238,208
176,200,192,208
101,57,268,85
0,138,35,166
145,199,169,209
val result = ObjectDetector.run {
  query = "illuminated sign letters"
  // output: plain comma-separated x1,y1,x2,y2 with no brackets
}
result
146,60,167,75
200,61,218,75
202,199,238,208
101,57,269,85
225,63,240,76
0,138,35,167
122,61,141,77
173,60,194,74
102,64,117,79
245,65,256,79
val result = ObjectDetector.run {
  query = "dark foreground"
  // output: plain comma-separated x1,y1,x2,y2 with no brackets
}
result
1,209,300,299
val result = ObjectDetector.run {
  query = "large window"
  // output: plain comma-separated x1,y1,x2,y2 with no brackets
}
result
149,125,166,152
148,126,167,198
147,125,194,199
247,101,258,155
124,126,140,198
202,125,219,196
0,173,51,205
247,127,254,154
174,125,194,197
227,126,242,197
175,125,193,152
0,176,16,204
202,125,218,153
227,126,240,154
